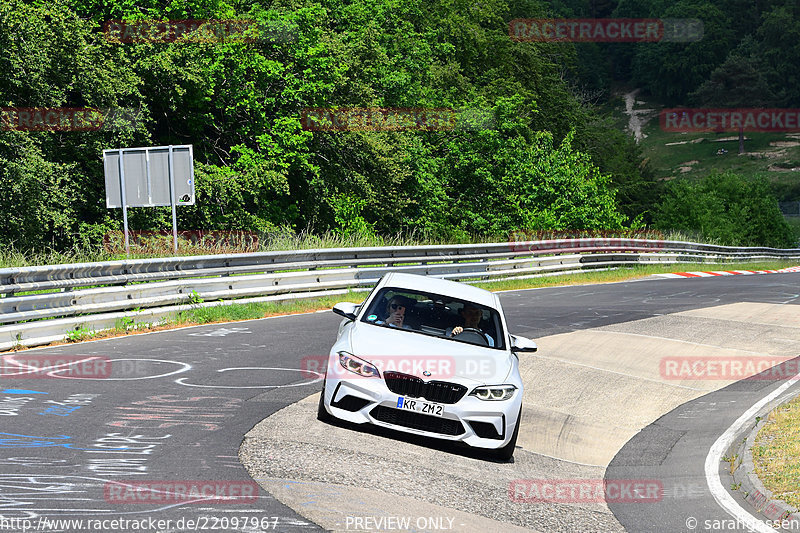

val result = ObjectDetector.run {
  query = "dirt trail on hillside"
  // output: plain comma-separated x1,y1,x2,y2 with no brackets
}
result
624,89,656,143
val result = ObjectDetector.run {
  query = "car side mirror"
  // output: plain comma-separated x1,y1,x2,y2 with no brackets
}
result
510,334,537,353
333,302,359,321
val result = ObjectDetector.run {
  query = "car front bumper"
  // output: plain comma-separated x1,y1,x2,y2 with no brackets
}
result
322,374,523,450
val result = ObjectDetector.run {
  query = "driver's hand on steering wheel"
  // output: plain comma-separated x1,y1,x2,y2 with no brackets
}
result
450,326,463,336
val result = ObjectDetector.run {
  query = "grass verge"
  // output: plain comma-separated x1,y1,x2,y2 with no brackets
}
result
173,292,369,325
12,258,794,351
751,395,800,509
0,229,760,268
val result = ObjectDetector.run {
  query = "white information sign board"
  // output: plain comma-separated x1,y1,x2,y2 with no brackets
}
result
103,145,195,254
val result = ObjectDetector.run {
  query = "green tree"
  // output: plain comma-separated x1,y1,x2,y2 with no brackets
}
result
0,0,145,251
406,98,627,238
690,47,776,153
751,2,800,107
630,1,734,104
655,172,796,248
0,0,654,253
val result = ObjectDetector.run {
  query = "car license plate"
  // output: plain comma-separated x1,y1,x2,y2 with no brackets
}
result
396,397,444,417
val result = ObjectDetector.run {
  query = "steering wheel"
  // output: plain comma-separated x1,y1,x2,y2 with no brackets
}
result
453,327,490,346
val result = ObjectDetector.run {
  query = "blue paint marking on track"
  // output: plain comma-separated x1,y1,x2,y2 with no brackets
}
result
1,389,48,394
37,405,83,416
0,432,126,450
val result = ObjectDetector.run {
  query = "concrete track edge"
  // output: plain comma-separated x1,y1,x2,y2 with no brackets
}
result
727,390,800,528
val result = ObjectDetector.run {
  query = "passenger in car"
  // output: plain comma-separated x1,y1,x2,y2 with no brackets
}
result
381,296,411,328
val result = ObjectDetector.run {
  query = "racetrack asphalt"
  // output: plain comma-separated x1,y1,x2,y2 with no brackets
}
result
1,272,799,532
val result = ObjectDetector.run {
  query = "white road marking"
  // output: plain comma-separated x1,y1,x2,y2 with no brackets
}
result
187,327,251,337
48,359,191,380
704,379,800,532
0,354,100,376
175,367,322,388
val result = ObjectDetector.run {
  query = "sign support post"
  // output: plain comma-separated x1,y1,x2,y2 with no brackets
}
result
117,148,130,256
168,145,178,253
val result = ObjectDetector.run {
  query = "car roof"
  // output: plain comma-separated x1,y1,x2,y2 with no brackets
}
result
379,272,498,309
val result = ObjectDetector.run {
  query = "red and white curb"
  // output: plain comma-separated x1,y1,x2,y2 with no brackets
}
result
657,266,800,278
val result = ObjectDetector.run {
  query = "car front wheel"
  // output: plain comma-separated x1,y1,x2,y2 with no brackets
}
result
317,380,332,422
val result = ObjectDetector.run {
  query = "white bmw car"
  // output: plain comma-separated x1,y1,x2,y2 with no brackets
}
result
317,272,537,460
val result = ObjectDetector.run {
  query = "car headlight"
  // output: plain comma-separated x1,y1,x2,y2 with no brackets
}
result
338,351,380,378
470,385,516,401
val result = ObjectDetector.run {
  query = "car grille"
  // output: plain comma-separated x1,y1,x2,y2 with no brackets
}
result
383,371,467,404
371,406,464,436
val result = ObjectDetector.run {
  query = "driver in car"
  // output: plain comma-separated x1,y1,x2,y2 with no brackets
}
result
448,303,495,346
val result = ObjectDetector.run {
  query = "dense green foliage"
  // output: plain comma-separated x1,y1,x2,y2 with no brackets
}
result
600,0,800,106
0,0,796,254
654,172,796,248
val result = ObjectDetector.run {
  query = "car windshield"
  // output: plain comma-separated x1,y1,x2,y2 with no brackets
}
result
360,287,505,349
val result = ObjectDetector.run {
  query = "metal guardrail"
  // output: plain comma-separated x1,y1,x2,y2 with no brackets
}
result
1,238,799,351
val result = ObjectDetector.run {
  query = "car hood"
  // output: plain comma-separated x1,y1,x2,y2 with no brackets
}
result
343,322,513,384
